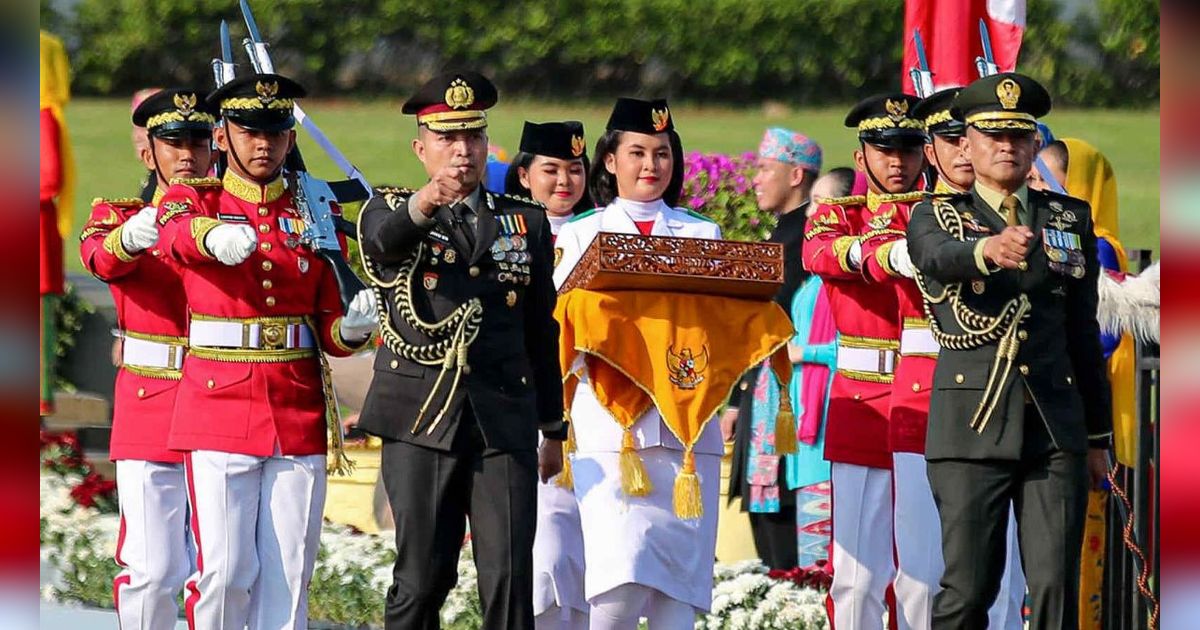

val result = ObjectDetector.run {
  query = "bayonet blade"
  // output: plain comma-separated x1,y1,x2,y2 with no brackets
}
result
220,20,233,64
913,28,930,72
240,0,263,44
979,19,995,65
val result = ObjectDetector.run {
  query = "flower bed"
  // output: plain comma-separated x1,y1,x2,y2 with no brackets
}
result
41,466,827,629
683,151,776,242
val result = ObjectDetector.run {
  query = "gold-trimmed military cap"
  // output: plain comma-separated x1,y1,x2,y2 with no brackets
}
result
402,71,498,132
912,87,965,138
951,72,1051,133
206,73,306,133
519,121,587,160
131,87,218,138
606,97,674,134
844,93,926,148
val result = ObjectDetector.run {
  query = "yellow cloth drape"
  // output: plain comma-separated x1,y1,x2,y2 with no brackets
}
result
556,289,794,518
41,30,75,239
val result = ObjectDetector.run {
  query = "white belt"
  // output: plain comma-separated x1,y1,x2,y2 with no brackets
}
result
122,335,186,370
836,345,896,375
189,319,314,350
900,327,940,356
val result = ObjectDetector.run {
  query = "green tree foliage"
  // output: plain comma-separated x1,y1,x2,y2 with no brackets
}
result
46,0,1157,106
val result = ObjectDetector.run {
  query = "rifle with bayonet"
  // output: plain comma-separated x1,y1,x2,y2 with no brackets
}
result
975,19,1066,194
209,20,235,177
235,0,369,310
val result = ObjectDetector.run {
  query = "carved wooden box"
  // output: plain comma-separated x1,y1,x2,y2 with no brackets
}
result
558,232,784,300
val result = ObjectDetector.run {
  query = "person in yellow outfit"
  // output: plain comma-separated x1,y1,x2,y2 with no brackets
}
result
1032,137,1132,630
39,31,75,416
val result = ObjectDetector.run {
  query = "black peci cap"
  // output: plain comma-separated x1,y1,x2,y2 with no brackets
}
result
206,73,306,133
402,71,498,132
606,97,674,135
132,88,218,139
844,93,926,148
518,121,587,160
951,72,1051,134
912,87,965,139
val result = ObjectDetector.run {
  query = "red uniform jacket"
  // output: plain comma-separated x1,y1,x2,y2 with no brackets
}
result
802,196,899,469
80,194,187,463
157,171,366,457
41,108,64,295
859,193,935,454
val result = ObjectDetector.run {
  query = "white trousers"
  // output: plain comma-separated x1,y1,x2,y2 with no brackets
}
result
114,460,193,630
536,604,590,630
183,450,327,630
830,462,895,630
588,584,696,630
892,452,1027,630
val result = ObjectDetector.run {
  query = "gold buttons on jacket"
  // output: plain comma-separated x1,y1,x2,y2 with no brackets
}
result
262,260,273,271
1017,261,1028,271
1018,330,1028,341
521,376,528,385
912,382,920,392
955,374,965,384
265,296,277,307
258,223,270,234
853,394,862,401
462,364,472,375
469,266,480,277
262,279,273,290
390,360,399,369
258,207,269,216
1066,376,1073,385
207,379,215,389
260,242,272,252
739,382,749,391
1019,364,1029,376
137,387,146,398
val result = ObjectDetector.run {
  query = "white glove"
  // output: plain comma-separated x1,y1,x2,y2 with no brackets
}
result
204,224,257,266
888,238,916,279
339,289,379,341
848,239,863,270
119,206,159,254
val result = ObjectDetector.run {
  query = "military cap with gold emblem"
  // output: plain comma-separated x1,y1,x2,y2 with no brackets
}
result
402,71,498,132
912,87,965,139
206,73,307,132
951,72,1051,134
518,121,587,160
844,93,926,148
131,87,218,139
606,97,674,134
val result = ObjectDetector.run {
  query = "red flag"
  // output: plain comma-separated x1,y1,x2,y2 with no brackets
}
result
902,0,1026,95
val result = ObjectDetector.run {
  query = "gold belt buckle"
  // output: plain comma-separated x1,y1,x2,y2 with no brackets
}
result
261,323,286,350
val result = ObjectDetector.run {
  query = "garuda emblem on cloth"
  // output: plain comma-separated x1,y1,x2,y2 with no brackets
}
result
667,345,709,389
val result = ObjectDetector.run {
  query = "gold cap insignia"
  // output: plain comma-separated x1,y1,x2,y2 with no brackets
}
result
997,78,1020,110
570,134,586,157
885,98,909,122
256,80,279,103
173,92,197,117
445,78,475,110
651,107,670,132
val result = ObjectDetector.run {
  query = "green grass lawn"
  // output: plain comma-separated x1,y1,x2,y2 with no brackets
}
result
63,98,1159,273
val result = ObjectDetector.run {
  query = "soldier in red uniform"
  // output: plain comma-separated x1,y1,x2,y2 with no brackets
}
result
802,93,925,630
857,89,1027,630
156,73,378,630
79,87,216,630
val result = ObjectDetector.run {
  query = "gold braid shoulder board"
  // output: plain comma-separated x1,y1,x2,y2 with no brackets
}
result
357,190,484,435
912,198,1030,432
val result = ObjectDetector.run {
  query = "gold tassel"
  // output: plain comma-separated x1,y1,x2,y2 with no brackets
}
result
318,345,355,476
775,389,797,455
555,414,576,490
673,447,703,519
619,428,652,497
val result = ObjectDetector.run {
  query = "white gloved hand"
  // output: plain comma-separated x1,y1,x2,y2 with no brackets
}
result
339,289,379,341
119,206,160,254
848,239,863,270
204,224,258,266
889,238,916,279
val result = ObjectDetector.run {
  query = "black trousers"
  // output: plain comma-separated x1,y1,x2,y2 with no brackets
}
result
749,506,799,570
380,415,538,630
928,408,1089,630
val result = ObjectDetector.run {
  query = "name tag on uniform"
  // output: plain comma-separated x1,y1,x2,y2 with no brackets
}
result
217,213,249,223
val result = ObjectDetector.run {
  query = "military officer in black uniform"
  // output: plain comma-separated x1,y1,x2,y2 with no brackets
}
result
906,72,1113,630
356,71,567,630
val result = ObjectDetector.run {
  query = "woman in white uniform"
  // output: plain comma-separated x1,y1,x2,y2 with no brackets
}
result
507,120,593,630
552,98,724,629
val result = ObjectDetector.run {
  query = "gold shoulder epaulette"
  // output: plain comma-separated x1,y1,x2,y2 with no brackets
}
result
873,190,926,204
168,176,222,188
374,186,415,195
815,195,866,206
91,196,144,208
